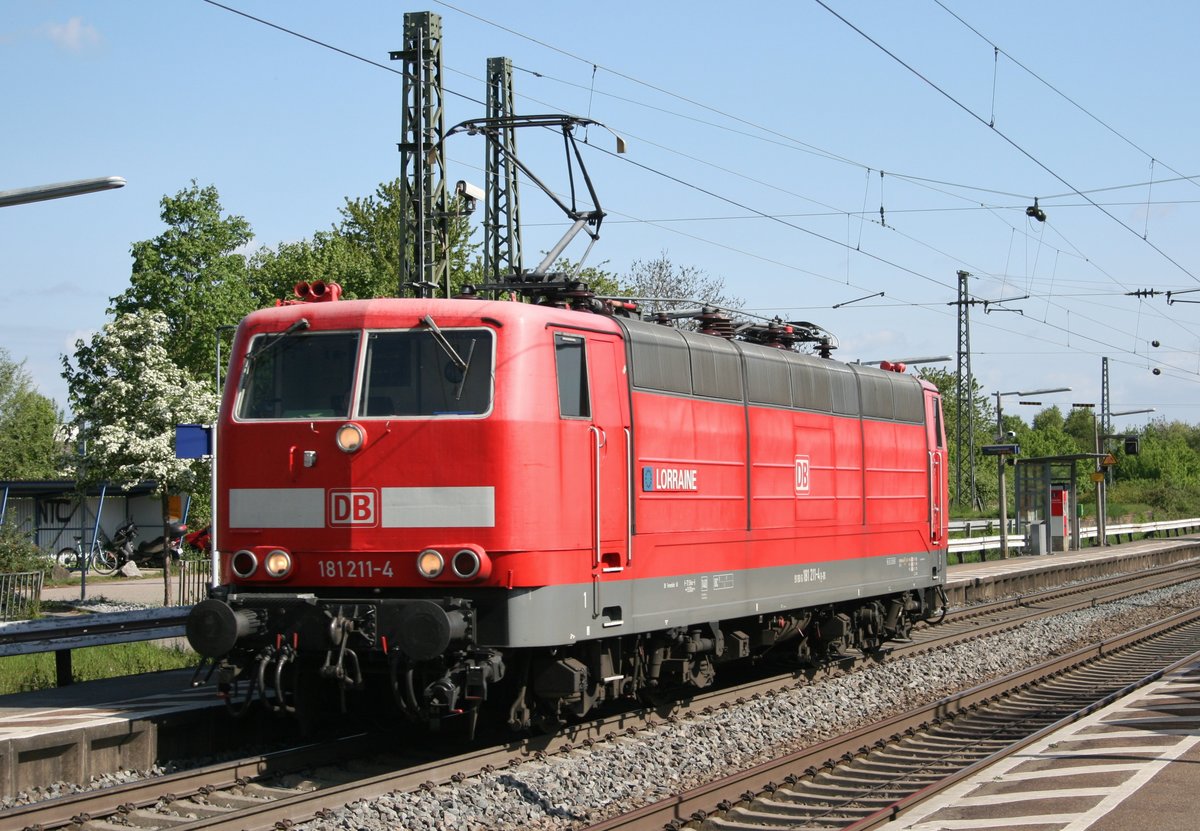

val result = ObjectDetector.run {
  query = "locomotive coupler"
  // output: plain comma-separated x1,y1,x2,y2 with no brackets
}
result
424,677,460,718
320,617,364,690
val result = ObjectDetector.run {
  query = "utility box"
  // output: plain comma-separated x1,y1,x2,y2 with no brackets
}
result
1026,520,1048,555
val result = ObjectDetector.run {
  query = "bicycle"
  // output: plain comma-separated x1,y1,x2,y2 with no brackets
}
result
55,534,120,576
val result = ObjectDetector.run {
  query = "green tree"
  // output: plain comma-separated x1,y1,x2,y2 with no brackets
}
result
251,178,483,303
110,182,255,382
917,367,997,512
1016,406,1077,458
338,178,481,297
248,232,377,306
61,310,218,604
0,348,62,479
1063,406,1099,453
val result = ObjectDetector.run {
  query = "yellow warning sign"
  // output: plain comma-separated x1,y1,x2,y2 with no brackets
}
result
1102,454,1117,467
1091,471,1106,483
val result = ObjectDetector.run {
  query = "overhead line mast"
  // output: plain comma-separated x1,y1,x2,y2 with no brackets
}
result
393,11,449,298
484,56,523,283
950,270,975,509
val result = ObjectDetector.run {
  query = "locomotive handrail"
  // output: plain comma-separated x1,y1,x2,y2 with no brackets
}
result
625,427,633,565
590,426,604,570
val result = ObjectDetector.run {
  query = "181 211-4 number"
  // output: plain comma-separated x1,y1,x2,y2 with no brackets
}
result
317,559,394,579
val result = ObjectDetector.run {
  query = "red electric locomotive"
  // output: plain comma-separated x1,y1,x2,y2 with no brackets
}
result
186,281,949,729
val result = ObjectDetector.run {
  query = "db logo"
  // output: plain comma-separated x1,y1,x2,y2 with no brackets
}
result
329,489,378,526
795,456,811,495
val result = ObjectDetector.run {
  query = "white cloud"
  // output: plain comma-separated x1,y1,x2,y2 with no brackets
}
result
43,17,101,52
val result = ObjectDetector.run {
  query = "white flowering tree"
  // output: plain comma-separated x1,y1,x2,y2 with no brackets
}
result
61,310,218,604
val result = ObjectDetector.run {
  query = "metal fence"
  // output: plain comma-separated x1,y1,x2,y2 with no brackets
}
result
0,571,43,621
177,558,212,606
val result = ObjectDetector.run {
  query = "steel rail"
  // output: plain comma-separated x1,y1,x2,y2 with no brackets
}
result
842,643,1200,830
582,607,1200,831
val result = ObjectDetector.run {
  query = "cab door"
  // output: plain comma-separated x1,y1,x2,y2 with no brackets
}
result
553,331,631,628
924,391,948,544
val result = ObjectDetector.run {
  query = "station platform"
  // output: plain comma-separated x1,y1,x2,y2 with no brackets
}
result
0,669,223,795
942,533,1200,605
893,656,1200,830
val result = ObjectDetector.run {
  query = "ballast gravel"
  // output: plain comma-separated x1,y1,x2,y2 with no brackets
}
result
294,581,1200,831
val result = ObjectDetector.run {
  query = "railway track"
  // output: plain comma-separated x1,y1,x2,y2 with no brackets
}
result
5,562,1199,831
585,608,1200,831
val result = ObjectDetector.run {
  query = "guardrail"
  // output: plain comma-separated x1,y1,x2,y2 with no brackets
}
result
947,517,1200,563
0,607,189,686
948,534,1026,558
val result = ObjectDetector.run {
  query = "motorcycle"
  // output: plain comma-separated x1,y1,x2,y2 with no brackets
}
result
111,519,188,569
184,525,211,554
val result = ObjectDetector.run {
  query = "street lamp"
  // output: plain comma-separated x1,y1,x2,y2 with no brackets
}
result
995,386,1071,558
0,176,126,208
1071,405,1154,546
858,355,952,366
1101,407,1156,535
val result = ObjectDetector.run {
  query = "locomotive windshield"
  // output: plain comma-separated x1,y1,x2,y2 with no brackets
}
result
358,328,492,417
235,326,493,420
238,331,360,419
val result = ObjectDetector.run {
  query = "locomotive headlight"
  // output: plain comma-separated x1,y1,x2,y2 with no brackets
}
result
264,548,292,578
336,422,365,453
416,548,444,579
452,548,482,579
231,549,258,578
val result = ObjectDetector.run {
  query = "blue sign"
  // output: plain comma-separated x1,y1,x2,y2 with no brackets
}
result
175,424,212,458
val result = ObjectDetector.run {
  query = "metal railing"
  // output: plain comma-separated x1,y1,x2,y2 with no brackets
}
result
0,607,190,686
0,570,43,622
177,558,213,606
947,517,1200,563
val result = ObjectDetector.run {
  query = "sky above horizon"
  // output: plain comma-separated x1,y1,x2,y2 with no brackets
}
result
3,1,1198,433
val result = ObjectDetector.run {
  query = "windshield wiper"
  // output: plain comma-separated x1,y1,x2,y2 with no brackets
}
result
421,315,468,372
243,317,310,371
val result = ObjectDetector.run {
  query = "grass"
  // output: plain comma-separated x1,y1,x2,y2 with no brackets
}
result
0,641,197,695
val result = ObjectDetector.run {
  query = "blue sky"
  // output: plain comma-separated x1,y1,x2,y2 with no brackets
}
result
3,1,1198,433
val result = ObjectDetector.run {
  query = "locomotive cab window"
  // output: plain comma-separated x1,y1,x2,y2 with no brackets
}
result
237,331,359,420
555,333,590,418
357,328,493,417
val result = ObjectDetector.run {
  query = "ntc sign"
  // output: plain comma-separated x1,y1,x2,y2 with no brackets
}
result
329,489,378,526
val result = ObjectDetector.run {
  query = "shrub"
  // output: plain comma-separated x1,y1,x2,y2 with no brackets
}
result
0,524,49,575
